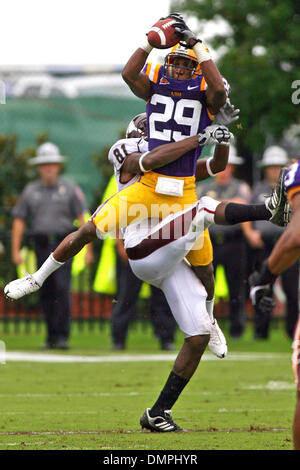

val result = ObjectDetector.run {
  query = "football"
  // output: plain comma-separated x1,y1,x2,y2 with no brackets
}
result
147,17,181,49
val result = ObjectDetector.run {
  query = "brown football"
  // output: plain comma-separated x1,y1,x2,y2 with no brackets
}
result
147,17,181,49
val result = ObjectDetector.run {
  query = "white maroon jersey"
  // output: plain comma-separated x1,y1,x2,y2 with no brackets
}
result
108,137,148,192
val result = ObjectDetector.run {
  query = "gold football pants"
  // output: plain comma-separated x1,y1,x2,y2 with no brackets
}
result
90,171,213,266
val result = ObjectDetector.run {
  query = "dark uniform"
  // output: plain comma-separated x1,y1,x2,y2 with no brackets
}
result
12,178,86,347
197,178,251,338
251,180,299,338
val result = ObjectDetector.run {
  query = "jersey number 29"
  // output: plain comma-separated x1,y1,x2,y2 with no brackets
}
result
149,94,202,142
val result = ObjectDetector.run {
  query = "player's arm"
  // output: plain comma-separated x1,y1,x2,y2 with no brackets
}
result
195,142,229,181
200,59,227,114
122,123,231,180
122,45,152,101
249,192,300,313
122,135,199,179
77,213,94,266
174,19,226,114
267,193,300,275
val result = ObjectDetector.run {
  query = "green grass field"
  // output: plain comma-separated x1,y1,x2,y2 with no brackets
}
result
0,320,297,450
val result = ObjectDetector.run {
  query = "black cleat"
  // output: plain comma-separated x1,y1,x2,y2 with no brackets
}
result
265,167,289,226
140,408,183,432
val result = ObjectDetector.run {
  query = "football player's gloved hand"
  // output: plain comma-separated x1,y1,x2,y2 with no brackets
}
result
158,12,185,23
172,17,199,47
168,12,185,21
249,274,274,314
249,260,277,315
198,124,232,146
215,99,240,126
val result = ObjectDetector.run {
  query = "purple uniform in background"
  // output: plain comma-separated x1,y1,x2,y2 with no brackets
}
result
285,161,300,200
143,63,213,177
284,161,300,389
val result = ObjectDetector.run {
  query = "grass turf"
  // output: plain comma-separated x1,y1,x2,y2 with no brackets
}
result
0,320,296,450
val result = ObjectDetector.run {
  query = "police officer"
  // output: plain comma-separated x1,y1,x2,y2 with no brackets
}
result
243,146,299,339
197,145,251,338
11,142,92,349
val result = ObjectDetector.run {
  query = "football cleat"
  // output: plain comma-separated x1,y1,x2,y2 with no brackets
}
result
208,319,227,358
4,275,41,300
140,408,183,432
265,167,289,227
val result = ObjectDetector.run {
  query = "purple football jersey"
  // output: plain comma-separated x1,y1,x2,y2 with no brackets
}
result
285,161,300,197
143,63,213,177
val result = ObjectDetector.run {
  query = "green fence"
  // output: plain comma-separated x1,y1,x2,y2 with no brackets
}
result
0,231,152,334
1,95,145,209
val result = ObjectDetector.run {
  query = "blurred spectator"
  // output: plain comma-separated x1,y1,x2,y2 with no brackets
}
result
197,145,251,338
243,145,298,339
10,142,93,349
111,237,177,351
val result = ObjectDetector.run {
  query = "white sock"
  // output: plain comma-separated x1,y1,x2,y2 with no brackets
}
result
206,297,215,324
201,197,220,228
32,253,64,286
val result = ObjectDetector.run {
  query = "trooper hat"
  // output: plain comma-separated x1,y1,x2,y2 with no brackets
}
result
29,142,66,166
228,145,245,165
259,145,290,167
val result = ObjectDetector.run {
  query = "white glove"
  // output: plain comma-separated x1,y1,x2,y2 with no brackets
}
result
198,124,232,146
215,99,240,126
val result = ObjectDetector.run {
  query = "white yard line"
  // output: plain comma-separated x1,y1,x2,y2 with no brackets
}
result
1,351,291,363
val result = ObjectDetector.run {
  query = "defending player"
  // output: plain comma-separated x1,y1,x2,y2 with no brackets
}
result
119,171,288,432
249,164,300,449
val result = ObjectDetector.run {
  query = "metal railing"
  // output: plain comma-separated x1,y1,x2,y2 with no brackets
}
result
0,229,287,334
0,230,154,333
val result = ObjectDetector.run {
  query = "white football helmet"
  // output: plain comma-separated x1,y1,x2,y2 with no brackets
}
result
126,113,147,140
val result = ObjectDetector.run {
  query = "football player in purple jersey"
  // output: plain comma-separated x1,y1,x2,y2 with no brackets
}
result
249,163,300,449
122,13,231,360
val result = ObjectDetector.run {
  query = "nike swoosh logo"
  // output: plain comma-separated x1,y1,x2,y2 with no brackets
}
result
187,85,199,90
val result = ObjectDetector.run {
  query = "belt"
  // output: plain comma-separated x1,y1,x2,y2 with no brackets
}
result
140,171,196,191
